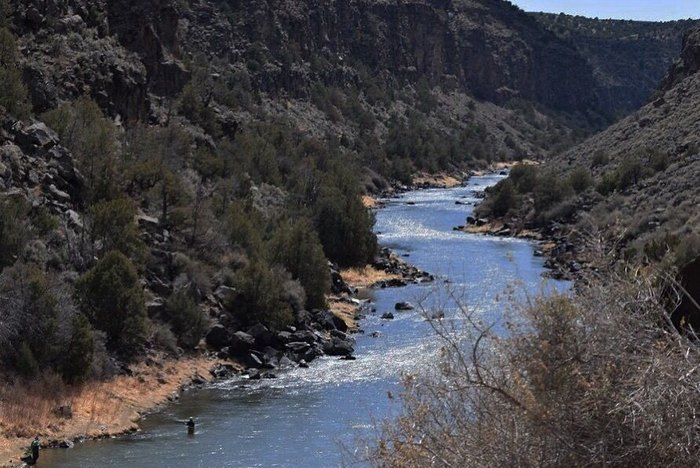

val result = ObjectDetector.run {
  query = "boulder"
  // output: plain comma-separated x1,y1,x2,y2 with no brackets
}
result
246,323,273,348
395,302,415,311
278,355,294,369
47,184,71,202
294,309,313,328
58,440,74,449
319,310,349,333
213,285,236,303
381,312,394,320
285,341,311,354
275,330,292,344
210,363,235,379
229,331,255,354
205,324,229,350
291,330,317,344
16,122,58,150
330,269,354,295
323,337,354,356
243,352,264,369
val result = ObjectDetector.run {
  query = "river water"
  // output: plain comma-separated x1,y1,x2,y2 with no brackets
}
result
42,174,568,467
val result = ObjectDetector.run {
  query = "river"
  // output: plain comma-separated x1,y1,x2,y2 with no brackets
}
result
41,174,568,467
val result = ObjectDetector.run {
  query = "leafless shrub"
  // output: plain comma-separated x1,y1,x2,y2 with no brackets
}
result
372,268,700,467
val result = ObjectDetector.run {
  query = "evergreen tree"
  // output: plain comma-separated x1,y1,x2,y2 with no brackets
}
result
268,218,330,310
75,251,147,357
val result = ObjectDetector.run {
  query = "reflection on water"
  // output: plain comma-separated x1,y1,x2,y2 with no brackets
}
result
42,175,569,467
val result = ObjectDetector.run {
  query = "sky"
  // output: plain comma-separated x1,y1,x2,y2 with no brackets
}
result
511,0,700,21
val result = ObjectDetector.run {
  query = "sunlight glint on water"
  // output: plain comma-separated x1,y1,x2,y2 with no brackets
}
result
41,174,568,468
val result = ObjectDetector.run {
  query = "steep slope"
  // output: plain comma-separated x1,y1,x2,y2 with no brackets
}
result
533,13,699,117
544,26,700,269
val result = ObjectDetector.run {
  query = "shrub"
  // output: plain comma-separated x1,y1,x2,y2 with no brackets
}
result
16,342,39,377
373,269,700,466
75,251,147,357
226,200,264,255
60,313,95,383
314,184,377,267
591,150,609,167
533,171,573,213
616,155,651,190
228,258,301,330
568,166,593,193
596,171,618,195
89,198,146,261
488,178,517,217
0,27,31,119
165,289,208,349
42,98,119,202
0,196,29,270
268,218,330,310
508,164,538,193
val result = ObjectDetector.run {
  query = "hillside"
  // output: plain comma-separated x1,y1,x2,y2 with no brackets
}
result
532,13,700,118
555,25,700,265
475,25,700,288
1,0,699,455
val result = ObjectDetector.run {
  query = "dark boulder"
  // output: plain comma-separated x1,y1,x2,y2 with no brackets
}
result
229,331,255,354
205,324,229,350
381,312,394,320
323,337,354,356
247,323,274,348
285,341,312,354
291,330,317,345
318,310,349,333
330,269,354,295
16,122,59,150
395,302,415,311
243,352,264,369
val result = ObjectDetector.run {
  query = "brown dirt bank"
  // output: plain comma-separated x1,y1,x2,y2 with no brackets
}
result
0,354,231,467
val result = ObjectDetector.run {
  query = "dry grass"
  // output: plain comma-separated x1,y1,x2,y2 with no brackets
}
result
329,300,361,331
0,354,223,466
412,173,463,188
371,266,700,467
362,195,379,209
340,266,402,289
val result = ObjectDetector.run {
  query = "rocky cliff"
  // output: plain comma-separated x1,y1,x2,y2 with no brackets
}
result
546,26,700,271
533,13,699,118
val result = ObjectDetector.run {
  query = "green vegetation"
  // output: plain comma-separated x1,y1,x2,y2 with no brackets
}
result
0,197,29,269
0,26,30,119
268,218,330,310
75,251,147,357
165,289,208,350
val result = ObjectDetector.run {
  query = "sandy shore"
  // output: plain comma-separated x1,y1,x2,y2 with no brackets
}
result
460,220,542,240
0,354,228,467
328,265,406,330
412,172,465,188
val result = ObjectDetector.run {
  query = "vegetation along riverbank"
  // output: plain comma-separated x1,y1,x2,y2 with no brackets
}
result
2,0,700,465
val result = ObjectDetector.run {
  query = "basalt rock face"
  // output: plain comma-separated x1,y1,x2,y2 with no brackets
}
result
193,0,601,116
105,0,190,97
533,13,699,119
548,26,700,271
661,26,700,92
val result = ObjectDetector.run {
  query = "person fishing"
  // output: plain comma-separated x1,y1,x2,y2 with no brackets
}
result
30,436,40,463
186,417,195,435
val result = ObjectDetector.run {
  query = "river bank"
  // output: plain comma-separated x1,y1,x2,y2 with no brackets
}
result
0,354,231,467
0,249,428,467
35,173,567,467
